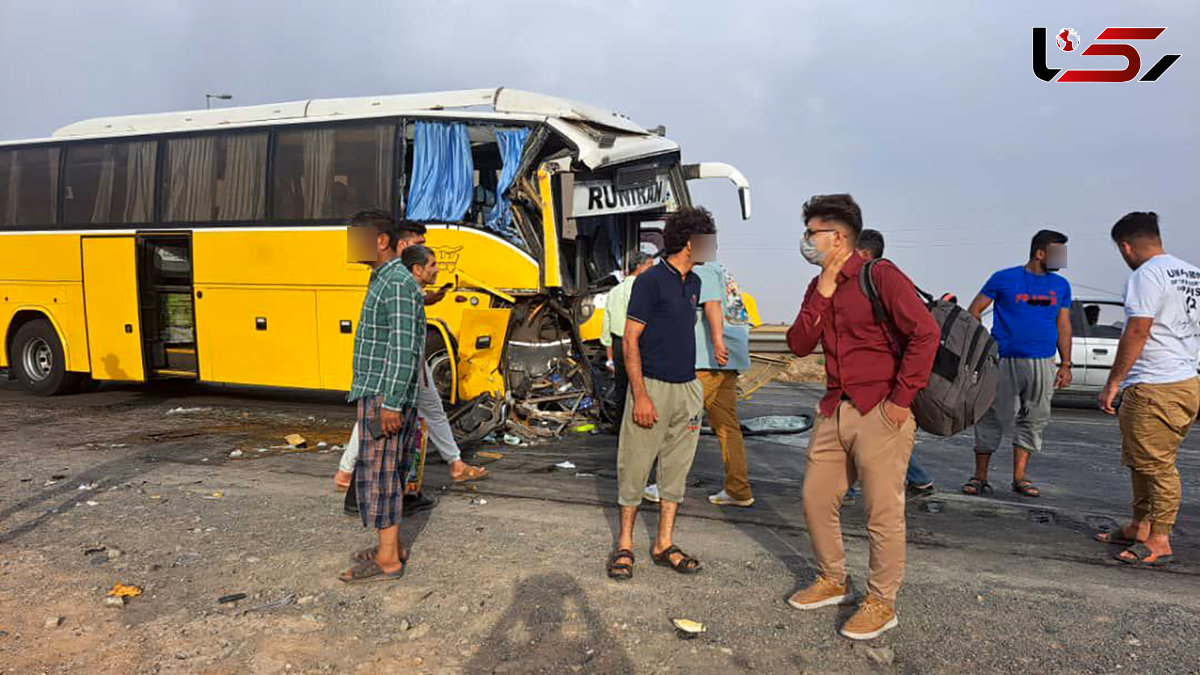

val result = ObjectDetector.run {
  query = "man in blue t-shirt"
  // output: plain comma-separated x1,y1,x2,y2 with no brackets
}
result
964,230,1073,499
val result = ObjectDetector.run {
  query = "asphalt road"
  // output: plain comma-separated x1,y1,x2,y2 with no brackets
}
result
1,378,1198,673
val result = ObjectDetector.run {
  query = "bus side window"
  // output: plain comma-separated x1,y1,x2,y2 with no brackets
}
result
64,141,156,225
273,123,395,221
0,151,9,226
0,146,59,227
162,132,267,223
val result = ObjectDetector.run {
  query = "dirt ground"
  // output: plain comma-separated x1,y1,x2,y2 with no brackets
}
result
2,380,1199,674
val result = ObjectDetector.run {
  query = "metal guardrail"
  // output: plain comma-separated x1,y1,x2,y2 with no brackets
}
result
749,325,823,355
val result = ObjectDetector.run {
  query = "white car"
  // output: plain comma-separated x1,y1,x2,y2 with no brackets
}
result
1057,298,1200,394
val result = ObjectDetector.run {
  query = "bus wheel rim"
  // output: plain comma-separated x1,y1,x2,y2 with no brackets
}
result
427,350,454,401
22,337,54,382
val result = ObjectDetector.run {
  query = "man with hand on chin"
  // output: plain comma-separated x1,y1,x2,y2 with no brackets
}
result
785,194,938,641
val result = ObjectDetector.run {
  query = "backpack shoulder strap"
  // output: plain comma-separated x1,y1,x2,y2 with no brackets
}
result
858,258,889,324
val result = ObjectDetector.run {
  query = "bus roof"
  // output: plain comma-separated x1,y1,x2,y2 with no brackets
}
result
40,88,678,170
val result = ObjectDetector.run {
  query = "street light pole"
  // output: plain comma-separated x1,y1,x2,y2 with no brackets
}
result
205,94,233,109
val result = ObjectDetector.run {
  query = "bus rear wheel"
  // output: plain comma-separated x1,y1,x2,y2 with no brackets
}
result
10,319,83,396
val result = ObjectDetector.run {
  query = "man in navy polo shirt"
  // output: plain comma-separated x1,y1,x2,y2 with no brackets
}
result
605,207,715,581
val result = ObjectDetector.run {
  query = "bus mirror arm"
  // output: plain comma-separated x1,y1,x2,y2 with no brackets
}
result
682,162,752,220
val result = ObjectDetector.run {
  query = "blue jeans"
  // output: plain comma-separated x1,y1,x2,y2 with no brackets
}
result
845,453,932,498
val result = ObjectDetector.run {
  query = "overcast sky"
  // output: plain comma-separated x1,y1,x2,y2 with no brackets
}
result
1,0,1195,321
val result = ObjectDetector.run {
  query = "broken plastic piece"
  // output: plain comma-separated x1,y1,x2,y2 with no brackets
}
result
477,451,504,460
107,583,143,598
554,461,576,470
672,618,706,638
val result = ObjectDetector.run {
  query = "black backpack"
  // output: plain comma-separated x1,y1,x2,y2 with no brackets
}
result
859,259,999,437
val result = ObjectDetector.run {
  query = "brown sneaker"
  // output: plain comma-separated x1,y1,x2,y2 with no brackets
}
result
840,595,898,640
786,575,852,610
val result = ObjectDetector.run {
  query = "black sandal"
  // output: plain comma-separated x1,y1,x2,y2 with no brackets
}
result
651,545,702,574
1115,543,1173,567
1012,479,1041,497
339,558,406,584
607,549,635,581
352,546,409,564
962,476,993,496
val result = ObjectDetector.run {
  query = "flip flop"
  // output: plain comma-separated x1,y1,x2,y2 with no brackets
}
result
1114,543,1173,568
339,558,406,584
351,546,409,564
452,464,489,483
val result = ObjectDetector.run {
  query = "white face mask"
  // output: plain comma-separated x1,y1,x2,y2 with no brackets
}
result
800,235,826,265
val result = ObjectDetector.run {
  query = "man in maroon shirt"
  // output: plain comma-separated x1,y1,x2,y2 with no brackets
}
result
784,194,939,641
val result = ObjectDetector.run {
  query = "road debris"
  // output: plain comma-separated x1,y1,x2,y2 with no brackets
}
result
78,482,98,491
284,434,307,448
229,450,244,459
107,583,143,598
470,497,488,506
203,491,224,500
85,500,99,507
44,616,63,628
246,594,296,613
166,407,210,415
218,593,248,605
554,461,576,470
477,451,504,460
104,596,127,608
672,618,706,639
864,645,895,666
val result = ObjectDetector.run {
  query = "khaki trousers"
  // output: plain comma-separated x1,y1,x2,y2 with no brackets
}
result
1119,377,1200,536
698,370,752,501
802,400,916,602
617,378,704,507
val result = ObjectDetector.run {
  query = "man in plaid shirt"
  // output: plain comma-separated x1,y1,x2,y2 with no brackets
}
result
340,211,426,583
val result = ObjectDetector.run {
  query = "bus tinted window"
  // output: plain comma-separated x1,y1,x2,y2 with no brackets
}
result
0,147,59,227
272,123,395,220
162,133,267,222
63,141,156,224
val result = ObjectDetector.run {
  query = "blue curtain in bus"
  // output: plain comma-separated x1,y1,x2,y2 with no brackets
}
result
406,121,473,222
485,127,531,239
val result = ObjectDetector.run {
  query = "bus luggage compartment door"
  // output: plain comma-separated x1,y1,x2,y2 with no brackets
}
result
455,308,511,401
81,237,146,381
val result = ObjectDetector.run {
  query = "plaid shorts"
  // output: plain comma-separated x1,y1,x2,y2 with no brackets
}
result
355,396,418,530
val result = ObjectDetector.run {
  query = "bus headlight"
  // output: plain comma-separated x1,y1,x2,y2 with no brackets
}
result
579,293,604,322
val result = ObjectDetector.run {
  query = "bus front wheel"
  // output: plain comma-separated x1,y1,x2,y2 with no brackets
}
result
10,319,83,396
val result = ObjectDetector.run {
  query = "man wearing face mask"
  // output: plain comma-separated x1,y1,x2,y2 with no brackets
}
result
785,194,939,640
963,230,1072,499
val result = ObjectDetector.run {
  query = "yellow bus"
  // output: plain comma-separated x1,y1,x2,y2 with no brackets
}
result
0,88,756,440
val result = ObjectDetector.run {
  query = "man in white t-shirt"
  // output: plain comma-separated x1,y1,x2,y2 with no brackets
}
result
1096,212,1200,567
